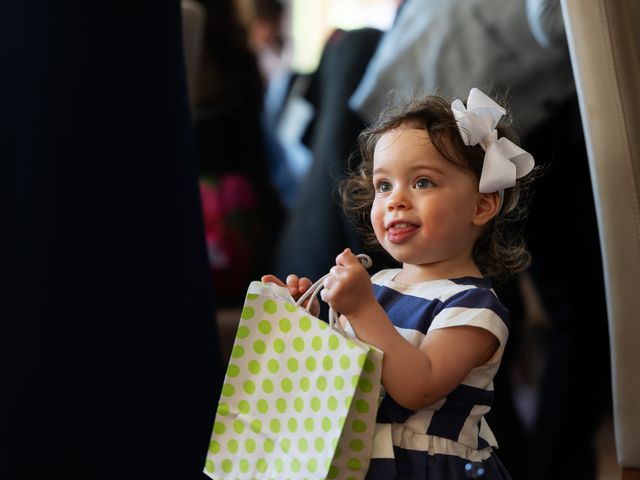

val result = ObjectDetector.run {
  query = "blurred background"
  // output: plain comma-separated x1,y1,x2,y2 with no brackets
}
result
0,0,619,478
191,1,615,479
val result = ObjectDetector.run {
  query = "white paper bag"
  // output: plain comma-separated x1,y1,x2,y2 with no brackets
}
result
204,280,383,479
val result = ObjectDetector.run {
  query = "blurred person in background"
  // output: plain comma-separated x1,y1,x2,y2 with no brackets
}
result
194,0,286,306
247,0,309,211
270,1,405,283
273,25,386,287
247,0,289,82
524,1,611,478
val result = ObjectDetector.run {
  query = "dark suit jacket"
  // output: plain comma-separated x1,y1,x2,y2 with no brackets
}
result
0,2,222,478
275,28,384,283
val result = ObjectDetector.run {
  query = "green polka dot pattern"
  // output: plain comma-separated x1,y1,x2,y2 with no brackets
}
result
329,333,383,480
204,281,383,480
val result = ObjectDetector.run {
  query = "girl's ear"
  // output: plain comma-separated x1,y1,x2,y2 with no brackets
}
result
472,192,501,226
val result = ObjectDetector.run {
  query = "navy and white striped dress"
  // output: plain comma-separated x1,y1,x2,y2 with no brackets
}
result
356,269,512,480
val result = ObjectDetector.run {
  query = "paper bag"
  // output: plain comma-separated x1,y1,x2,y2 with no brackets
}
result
204,280,382,479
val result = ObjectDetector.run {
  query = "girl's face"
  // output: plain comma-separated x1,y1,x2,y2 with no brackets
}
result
370,127,488,278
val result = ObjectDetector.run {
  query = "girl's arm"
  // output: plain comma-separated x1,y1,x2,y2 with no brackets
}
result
322,249,498,410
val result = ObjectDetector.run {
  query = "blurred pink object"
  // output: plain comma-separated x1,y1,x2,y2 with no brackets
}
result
218,173,257,214
198,173,261,303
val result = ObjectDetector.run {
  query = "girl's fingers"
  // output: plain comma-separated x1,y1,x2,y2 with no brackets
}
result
263,274,319,315
335,247,354,266
261,274,286,287
286,274,303,296
261,273,320,317
298,277,313,293
336,249,361,269
310,299,320,316
320,287,331,302
302,296,319,312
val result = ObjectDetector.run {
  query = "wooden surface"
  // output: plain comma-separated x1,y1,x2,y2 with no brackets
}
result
622,468,640,480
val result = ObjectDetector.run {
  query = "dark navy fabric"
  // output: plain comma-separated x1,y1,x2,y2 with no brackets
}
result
432,288,511,329
373,284,442,332
427,397,476,440
0,2,223,479
448,384,495,406
366,448,512,480
450,276,493,288
377,394,416,423
373,281,510,334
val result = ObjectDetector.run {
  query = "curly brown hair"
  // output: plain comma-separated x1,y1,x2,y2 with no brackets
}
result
341,93,535,281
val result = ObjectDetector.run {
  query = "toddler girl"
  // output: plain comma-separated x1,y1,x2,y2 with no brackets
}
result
263,88,535,479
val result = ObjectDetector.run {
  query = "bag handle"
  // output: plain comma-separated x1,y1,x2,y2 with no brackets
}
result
295,254,373,333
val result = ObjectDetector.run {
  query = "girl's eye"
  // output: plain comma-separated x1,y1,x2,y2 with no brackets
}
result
414,178,433,189
375,180,392,193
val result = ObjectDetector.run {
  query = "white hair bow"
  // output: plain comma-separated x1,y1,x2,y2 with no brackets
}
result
451,88,535,194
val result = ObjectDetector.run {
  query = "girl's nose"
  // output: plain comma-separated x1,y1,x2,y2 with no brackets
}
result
387,187,410,210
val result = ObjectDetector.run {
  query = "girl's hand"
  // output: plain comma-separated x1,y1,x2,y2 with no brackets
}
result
321,248,376,318
261,273,320,316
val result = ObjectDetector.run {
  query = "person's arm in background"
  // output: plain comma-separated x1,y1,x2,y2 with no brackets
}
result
526,0,565,48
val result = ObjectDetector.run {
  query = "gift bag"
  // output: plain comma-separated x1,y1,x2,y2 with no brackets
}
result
204,263,383,480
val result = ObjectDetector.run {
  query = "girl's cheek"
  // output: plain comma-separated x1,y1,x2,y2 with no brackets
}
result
370,205,382,229
370,210,386,242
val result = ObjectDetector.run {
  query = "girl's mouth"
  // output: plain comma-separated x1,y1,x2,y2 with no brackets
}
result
387,223,418,244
